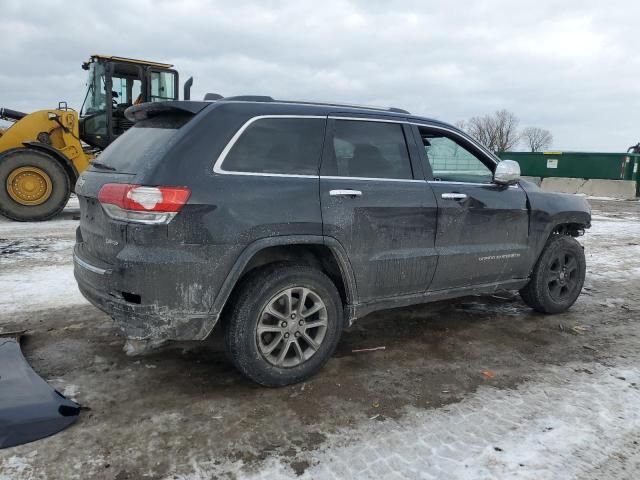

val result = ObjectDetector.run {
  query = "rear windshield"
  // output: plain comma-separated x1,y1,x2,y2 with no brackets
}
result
90,115,189,174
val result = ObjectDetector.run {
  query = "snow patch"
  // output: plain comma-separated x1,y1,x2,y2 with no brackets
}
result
169,362,640,479
0,454,37,480
62,384,80,401
0,264,87,317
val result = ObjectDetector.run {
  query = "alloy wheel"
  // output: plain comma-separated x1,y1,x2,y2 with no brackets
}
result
546,251,579,301
256,286,328,368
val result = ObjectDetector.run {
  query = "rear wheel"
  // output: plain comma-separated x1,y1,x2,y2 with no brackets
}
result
0,148,71,221
520,235,586,313
225,264,343,386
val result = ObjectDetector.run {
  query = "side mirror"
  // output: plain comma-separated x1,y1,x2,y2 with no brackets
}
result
494,159,521,185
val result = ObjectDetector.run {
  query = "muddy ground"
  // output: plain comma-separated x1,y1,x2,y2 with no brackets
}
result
0,198,639,479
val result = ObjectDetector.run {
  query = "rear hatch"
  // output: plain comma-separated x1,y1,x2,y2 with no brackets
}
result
75,101,209,264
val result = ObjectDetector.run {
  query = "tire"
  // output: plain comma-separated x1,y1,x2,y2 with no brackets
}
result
225,264,343,387
520,235,586,314
0,148,71,221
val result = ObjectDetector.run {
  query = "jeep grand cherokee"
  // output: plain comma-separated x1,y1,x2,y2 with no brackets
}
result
74,97,591,386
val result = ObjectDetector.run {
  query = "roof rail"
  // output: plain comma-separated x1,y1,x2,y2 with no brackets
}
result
388,107,410,114
288,100,410,114
223,95,275,102
217,95,410,114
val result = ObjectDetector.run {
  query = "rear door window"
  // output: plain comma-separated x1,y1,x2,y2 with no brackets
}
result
325,120,413,179
221,117,325,175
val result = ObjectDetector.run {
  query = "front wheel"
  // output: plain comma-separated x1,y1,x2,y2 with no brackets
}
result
225,264,343,387
520,235,586,314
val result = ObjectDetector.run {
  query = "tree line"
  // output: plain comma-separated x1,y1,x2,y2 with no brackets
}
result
455,109,552,153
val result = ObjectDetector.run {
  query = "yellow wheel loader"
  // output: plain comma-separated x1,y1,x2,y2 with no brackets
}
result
0,55,193,221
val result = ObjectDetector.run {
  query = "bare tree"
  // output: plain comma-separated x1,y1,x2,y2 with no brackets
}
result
465,115,498,151
521,126,553,152
493,109,521,152
453,119,467,131
459,109,521,153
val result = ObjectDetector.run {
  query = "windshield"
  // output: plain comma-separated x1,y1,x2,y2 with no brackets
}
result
81,61,107,116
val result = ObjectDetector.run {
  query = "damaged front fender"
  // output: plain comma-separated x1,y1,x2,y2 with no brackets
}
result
0,333,80,449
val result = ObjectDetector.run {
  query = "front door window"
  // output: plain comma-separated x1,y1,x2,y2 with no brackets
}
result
422,134,493,183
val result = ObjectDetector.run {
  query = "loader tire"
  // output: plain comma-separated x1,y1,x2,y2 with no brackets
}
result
0,148,71,221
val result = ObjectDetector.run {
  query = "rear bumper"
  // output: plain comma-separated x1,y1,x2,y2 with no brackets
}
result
0,333,80,448
73,245,219,341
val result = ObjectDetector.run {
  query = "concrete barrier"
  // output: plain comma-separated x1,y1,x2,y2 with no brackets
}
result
538,177,637,199
540,178,587,194
522,176,542,186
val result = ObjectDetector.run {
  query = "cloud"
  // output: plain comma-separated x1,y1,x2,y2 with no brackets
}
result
1,0,639,151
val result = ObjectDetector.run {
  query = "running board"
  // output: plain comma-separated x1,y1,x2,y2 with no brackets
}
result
0,331,80,449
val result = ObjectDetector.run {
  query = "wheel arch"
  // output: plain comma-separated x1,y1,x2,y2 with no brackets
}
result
210,236,358,329
527,210,591,275
546,210,591,238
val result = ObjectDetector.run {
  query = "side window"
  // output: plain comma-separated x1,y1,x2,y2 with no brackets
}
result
112,77,142,105
327,120,413,179
131,79,142,104
222,117,325,175
150,71,177,102
112,77,129,104
421,132,493,183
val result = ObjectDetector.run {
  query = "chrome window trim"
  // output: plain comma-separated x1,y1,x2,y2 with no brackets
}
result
321,175,425,183
326,116,418,182
328,116,500,166
213,115,326,178
409,122,501,166
213,113,501,181
428,180,520,189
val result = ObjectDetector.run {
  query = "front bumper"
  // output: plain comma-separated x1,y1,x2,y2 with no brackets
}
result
73,245,218,341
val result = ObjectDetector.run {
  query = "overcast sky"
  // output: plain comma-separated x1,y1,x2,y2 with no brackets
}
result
1,0,639,151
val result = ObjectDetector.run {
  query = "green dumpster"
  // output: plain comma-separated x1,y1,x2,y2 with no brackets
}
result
497,151,640,181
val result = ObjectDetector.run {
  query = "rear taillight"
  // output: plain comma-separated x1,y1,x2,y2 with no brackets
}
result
98,184,191,224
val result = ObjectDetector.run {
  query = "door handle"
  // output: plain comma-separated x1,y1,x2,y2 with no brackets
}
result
330,189,362,197
441,193,468,200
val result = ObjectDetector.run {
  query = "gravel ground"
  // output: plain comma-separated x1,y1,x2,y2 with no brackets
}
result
0,197,639,479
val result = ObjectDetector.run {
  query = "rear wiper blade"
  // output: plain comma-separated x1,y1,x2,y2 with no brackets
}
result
89,161,116,171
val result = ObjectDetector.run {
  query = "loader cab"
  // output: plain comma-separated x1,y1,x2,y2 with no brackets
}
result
79,55,179,149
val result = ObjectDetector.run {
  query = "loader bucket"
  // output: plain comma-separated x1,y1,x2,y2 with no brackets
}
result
0,333,80,449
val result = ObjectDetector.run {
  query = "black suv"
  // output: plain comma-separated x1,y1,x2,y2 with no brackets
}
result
74,97,591,386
